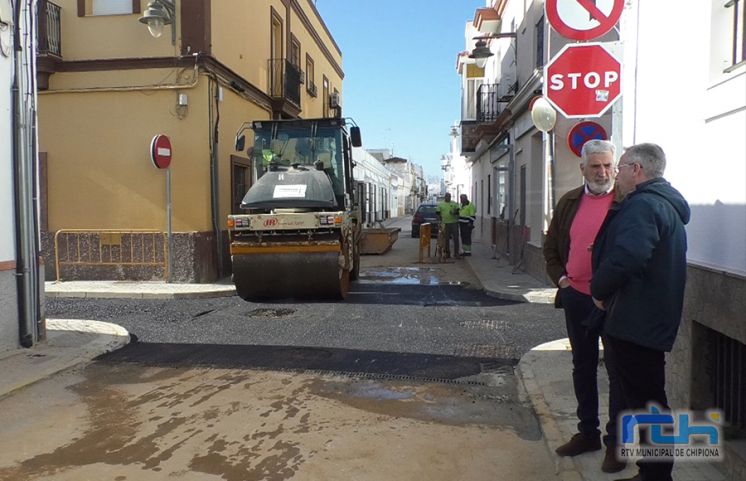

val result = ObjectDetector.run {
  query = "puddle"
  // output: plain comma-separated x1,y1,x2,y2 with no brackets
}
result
358,267,463,286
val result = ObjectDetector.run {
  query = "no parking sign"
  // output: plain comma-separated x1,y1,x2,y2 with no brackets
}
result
568,121,608,157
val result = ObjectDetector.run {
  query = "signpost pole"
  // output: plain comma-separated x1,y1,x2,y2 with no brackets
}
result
166,167,173,283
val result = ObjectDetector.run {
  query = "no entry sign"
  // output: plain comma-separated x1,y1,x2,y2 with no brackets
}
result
545,0,624,41
150,134,172,169
568,121,608,157
544,43,621,118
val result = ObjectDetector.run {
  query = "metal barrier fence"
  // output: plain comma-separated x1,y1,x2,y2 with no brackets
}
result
54,229,167,281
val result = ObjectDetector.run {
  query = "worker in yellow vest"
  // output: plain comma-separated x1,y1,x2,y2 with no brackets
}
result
459,194,476,256
436,193,461,258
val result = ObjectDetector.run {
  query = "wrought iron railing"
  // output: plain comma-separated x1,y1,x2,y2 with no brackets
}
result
477,83,501,122
268,58,301,107
38,0,62,57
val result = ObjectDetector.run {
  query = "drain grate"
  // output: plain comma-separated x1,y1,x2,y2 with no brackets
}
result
452,344,520,360
247,308,296,318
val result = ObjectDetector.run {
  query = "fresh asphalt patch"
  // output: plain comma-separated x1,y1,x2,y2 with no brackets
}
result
96,342,516,383
345,283,518,307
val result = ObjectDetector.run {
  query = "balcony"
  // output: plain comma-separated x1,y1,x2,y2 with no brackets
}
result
268,58,302,117
461,82,516,153
476,83,501,122
37,0,62,90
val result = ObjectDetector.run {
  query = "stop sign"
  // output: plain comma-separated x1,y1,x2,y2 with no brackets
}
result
544,43,621,118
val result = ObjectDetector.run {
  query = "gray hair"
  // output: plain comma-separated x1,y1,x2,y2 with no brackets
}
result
623,143,666,178
580,139,616,166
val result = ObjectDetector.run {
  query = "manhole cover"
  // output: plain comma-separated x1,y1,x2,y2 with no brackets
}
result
459,319,509,330
247,308,296,318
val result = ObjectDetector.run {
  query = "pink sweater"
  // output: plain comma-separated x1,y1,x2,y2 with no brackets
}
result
566,191,614,295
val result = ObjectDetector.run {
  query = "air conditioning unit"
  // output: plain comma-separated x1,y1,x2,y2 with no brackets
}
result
329,92,340,108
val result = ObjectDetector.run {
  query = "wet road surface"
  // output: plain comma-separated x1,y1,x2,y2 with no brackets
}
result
14,234,565,480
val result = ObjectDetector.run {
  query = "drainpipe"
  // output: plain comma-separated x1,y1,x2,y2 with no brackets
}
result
11,0,40,348
208,76,223,278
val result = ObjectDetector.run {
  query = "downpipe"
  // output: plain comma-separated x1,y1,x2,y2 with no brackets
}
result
11,0,40,348
209,76,223,277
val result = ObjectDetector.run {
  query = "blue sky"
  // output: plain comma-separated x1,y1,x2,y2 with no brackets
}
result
314,0,484,179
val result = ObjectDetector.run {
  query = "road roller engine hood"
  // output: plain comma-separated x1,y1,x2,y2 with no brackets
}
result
240,168,338,210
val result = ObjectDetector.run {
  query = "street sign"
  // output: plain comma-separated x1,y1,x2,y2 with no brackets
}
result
545,0,624,41
544,43,621,118
150,134,172,169
568,121,608,157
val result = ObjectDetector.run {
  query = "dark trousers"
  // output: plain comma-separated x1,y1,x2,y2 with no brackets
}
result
605,336,673,481
444,223,459,257
560,286,625,447
459,222,473,252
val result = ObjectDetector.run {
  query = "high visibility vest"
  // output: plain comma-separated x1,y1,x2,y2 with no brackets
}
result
459,202,476,223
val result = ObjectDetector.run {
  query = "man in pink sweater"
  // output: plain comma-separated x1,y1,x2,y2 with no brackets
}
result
544,139,626,474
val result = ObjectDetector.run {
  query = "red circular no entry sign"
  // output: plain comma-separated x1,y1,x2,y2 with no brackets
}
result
150,134,172,169
545,0,624,41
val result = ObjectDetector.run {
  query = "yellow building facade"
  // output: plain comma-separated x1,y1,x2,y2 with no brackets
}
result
37,0,344,282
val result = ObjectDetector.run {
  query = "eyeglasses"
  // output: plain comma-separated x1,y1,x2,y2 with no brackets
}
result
616,162,638,171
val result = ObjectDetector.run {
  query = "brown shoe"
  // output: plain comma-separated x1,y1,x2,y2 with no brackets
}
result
602,447,627,473
554,432,602,457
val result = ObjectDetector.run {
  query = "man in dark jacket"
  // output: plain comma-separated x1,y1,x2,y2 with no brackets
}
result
591,143,690,481
544,139,626,473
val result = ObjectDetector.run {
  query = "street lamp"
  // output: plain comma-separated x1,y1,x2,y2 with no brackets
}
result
139,0,176,45
468,33,517,68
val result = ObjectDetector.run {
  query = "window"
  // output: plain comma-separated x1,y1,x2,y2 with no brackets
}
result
535,15,545,69
726,0,745,66
487,174,491,215
79,0,140,16
305,54,316,96
322,76,330,117
464,78,484,120
231,156,252,214
270,10,283,96
290,36,301,68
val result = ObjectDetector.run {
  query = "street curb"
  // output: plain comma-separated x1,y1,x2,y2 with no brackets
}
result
484,288,556,304
517,347,585,481
45,287,236,300
0,319,130,399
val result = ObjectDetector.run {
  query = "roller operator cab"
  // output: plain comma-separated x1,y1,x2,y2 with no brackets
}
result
229,118,363,301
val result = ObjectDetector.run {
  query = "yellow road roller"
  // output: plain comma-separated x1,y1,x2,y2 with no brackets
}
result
228,118,362,301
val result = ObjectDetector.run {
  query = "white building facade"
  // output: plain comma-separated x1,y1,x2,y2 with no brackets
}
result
352,147,402,225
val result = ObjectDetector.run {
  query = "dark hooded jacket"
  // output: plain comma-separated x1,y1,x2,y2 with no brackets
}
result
591,177,690,352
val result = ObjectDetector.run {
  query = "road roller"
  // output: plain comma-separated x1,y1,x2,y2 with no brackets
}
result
228,118,362,301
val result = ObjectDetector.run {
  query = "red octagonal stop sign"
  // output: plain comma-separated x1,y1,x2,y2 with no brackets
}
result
544,43,621,119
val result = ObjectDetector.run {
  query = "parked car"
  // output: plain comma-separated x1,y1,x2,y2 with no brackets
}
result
411,203,439,238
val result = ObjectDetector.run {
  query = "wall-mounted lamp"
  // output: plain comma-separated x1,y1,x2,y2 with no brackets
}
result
139,0,176,45
468,33,517,69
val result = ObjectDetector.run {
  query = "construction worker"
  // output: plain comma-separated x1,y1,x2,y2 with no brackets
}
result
436,193,460,258
458,194,476,256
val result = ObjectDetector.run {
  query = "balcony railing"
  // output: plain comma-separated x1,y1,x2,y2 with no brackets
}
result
268,58,301,108
38,0,62,57
476,83,500,122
